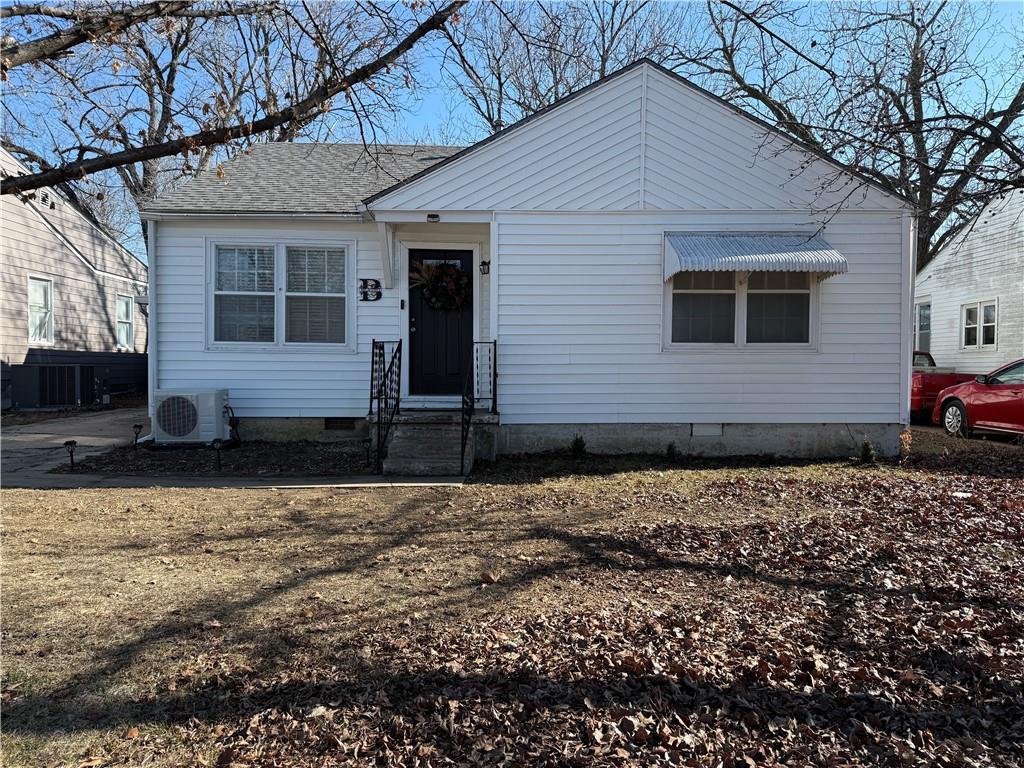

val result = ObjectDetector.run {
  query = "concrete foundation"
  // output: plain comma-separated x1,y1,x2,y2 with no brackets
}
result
495,422,903,458
237,416,902,459
237,417,368,443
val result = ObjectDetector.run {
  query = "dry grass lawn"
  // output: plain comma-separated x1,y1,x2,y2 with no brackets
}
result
2,429,1022,767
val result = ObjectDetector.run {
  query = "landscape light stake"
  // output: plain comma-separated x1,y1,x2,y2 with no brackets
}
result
211,439,223,472
132,424,143,452
64,440,77,470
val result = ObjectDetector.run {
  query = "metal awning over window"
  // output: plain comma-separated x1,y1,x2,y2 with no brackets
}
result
664,232,849,281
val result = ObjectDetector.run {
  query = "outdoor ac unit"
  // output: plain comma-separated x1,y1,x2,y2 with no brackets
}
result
152,389,230,443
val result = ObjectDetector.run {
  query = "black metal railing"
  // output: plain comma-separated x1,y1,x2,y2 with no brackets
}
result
460,365,475,475
472,340,498,414
368,339,402,473
460,340,498,475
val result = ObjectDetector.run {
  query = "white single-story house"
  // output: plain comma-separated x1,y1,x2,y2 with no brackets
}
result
914,190,1023,372
141,60,915,472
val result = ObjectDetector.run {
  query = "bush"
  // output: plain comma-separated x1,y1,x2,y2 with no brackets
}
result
570,434,587,458
859,438,877,465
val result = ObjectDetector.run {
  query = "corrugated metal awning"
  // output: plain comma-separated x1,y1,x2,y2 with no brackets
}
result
664,232,848,280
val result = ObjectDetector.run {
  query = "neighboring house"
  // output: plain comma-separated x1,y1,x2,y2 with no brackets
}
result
914,191,1024,372
1,148,148,410
141,60,914,466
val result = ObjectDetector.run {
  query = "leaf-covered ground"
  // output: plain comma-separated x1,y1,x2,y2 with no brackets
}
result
2,429,1022,767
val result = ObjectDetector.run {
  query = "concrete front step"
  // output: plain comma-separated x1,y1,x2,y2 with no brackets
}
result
382,416,473,476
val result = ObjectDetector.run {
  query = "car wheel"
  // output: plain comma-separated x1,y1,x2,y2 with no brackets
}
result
942,400,969,438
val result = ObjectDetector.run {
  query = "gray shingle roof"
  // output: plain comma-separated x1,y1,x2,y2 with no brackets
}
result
144,143,463,215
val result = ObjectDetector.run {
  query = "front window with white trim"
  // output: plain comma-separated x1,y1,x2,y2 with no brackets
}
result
214,245,275,343
28,276,53,344
210,242,350,347
116,294,134,348
961,300,996,348
667,270,815,347
285,246,345,343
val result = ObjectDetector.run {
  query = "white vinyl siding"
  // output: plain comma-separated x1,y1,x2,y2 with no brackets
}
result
27,276,53,344
494,209,906,425
914,192,1023,371
116,294,134,348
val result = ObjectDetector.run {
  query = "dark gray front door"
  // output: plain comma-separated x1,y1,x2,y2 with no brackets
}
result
409,249,473,395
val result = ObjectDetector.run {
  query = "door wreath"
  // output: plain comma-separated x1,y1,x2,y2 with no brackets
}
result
410,261,471,311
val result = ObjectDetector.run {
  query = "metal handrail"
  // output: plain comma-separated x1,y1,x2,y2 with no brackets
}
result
460,364,475,475
472,340,498,414
369,339,402,473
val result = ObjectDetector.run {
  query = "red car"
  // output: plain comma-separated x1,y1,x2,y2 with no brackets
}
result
932,359,1024,437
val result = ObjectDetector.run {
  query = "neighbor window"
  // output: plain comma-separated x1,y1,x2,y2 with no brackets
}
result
28,276,53,344
214,245,275,342
285,246,346,343
116,294,134,348
746,271,810,344
962,300,996,348
670,271,735,343
914,302,931,353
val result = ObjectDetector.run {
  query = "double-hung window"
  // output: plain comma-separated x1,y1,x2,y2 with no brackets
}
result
285,246,346,343
746,271,810,344
116,294,134,348
670,271,736,343
28,276,54,344
961,300,996,348
214,246,276,343
211,243,349,347
914,302,931,353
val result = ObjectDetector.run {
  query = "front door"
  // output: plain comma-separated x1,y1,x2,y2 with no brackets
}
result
409,249,473,395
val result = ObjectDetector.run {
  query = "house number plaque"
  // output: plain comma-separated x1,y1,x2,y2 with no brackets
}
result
359,278,382,301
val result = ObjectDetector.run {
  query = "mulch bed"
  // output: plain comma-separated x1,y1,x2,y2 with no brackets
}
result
51,440,371,476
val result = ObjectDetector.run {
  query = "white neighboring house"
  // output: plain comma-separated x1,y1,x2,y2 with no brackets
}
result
141,60,915,467
914,191,1024,373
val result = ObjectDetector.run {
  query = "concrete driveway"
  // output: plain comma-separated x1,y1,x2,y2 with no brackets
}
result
2,407,149,485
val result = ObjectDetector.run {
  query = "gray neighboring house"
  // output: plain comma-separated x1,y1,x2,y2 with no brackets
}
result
914,190,1024,372
1,148,149,409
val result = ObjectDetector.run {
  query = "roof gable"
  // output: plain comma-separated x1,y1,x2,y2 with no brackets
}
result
369,60,906,213
0,149,147,281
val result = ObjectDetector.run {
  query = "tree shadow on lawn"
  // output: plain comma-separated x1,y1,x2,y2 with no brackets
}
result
6,486,1022,765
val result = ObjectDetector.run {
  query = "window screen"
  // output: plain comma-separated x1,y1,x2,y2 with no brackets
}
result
746,271,810,343
670,271,735,343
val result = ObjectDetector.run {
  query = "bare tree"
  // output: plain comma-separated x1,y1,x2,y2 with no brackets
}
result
670,0,1024,268
1,1,467,203
440,1,684,134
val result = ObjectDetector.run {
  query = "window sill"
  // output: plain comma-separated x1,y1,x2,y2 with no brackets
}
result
206,342,357,355
662,343,818,354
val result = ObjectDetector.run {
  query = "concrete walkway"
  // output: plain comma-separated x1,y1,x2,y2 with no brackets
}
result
3,407,149,483
2,408,463,489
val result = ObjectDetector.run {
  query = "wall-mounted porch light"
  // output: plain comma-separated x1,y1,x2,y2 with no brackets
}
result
479,260,491,275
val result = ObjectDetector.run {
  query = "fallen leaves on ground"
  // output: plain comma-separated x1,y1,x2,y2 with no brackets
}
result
199,472,1023,767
